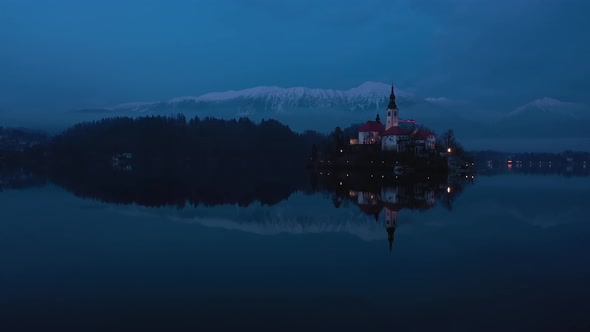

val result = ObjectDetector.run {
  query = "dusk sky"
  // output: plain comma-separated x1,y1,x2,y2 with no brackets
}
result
1,0,589,115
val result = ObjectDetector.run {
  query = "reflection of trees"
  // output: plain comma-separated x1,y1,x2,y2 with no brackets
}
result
331,194,344,208
439,175,471,211
0,168,47,192
314,171,475,251
48,164,311,208
314,172,464,212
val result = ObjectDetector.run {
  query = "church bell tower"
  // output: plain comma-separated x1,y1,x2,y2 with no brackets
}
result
385,85,399,130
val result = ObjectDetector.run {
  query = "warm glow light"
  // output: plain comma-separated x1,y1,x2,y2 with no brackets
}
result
447,187,451,193
339,182,343,185
340,149,343,153
447,148,451,153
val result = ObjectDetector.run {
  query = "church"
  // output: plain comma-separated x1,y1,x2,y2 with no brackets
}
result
353,85,436,156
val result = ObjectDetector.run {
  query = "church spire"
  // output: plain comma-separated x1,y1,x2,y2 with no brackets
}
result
387,84,397,110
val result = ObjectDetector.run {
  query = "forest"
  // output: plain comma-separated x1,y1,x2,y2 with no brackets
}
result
4,115,325,207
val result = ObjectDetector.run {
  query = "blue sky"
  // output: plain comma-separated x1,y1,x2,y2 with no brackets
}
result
0,0,589,115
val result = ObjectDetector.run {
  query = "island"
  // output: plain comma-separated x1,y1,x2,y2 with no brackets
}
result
308,85,474,174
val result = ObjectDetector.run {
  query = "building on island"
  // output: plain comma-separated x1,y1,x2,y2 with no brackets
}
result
352,85,437,156
412,131,437,157
357,115,385,145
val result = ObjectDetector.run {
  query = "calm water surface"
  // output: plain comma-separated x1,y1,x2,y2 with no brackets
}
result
1,173,589,331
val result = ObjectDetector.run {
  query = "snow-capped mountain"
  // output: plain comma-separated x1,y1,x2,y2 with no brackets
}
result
73,81,477,133
71,84,590,140
104,81,417,114
508,97,587,118
496,97,590,138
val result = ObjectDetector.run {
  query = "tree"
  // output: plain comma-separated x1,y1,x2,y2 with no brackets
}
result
439,129,464,156
331,126,345,152
310,144,318,161
440,129,456,149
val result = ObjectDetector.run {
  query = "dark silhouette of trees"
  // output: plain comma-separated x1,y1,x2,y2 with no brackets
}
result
38,115,325,207
310,144,318,161
332,126,345,152
439,129,464,156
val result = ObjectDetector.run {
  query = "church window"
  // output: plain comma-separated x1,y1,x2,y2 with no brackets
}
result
388,111,391,116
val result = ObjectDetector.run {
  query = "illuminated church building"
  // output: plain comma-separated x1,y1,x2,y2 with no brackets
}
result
355,85,436,155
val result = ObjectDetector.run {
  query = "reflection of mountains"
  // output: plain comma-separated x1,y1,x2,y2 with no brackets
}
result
4,165,473,251
102,172,472,251
313,172,472,250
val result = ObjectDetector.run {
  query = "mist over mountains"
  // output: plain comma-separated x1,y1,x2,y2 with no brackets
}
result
2,81,589,151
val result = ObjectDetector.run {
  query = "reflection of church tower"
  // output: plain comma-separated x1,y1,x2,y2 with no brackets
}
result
384,206,399,252
385,85,399,130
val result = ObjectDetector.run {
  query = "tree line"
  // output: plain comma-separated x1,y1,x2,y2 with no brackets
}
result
12,115,325,207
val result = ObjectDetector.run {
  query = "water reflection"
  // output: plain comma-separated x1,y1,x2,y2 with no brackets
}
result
2,166,476,252
314,172,473,251
1,165,584,254
0,168,46,191
2,167,590,330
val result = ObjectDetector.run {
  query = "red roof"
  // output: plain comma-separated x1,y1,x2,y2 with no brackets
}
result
381,126,409,136
358,121,385,133
414,131,435,140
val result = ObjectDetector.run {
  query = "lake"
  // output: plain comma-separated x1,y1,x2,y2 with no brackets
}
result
1,171,589,331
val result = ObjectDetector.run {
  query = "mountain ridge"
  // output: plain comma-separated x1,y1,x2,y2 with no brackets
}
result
101,81,418,114
64,84,590,143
